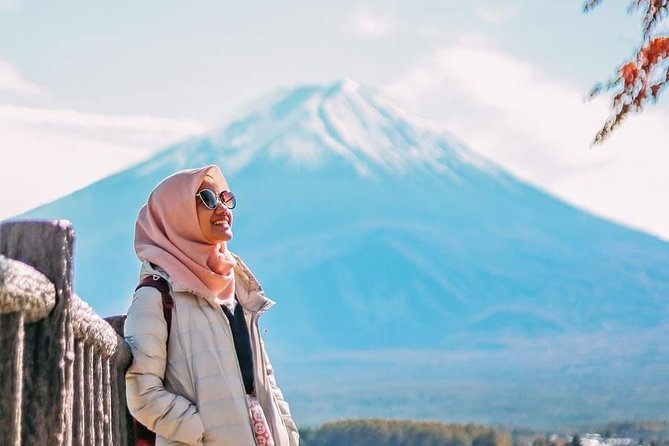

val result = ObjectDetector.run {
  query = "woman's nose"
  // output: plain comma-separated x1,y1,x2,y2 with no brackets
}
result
214,202,230,215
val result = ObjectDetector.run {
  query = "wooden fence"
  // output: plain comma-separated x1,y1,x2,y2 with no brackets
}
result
0,220,134,445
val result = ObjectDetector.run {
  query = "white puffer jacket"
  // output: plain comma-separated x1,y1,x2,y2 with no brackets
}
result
125,253,299,446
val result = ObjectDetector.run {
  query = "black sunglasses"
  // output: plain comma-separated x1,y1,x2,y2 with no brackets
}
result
196,189,236,210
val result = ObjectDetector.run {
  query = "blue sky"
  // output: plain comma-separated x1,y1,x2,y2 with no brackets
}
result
1,0,668,238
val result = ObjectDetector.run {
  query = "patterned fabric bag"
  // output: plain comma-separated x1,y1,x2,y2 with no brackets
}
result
245,394,275,446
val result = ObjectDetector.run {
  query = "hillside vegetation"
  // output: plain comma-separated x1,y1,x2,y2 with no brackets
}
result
299,419,512,446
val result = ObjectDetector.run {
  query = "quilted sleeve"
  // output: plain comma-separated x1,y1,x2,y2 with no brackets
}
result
125,286,205,445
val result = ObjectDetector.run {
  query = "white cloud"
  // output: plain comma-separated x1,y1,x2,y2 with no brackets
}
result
384,44,669,240
0,58,41,95
0,104,207,219
0,57,208,219
0,104,205,133
350,9,401,37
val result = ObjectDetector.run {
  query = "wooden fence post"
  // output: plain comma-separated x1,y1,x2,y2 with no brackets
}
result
0,311,24,445
105,314,133,445
0,220,75,445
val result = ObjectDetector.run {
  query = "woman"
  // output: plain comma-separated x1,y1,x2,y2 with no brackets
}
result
125,165,299,446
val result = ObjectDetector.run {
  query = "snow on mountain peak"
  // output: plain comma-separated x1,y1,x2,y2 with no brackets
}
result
168,79,497,180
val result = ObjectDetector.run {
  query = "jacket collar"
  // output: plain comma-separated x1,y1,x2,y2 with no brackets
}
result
139,250,275,314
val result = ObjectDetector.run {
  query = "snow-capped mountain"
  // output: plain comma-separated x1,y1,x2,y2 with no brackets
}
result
18,79,669,428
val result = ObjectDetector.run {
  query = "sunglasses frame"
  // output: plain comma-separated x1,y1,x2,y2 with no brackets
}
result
196,188,236,210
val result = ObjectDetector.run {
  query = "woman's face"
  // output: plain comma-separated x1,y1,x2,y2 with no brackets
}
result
196,175,234,244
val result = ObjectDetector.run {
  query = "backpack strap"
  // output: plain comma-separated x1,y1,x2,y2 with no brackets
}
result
135,275,173,342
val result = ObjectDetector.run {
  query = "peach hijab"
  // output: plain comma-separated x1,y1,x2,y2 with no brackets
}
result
134,165,236,301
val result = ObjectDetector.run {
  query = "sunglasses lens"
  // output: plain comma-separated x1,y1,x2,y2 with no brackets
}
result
199,189,218,209
222,191,236,209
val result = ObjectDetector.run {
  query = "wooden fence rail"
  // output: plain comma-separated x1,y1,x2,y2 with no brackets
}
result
0,220,134,445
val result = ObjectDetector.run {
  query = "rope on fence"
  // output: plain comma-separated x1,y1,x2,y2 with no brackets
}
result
0,255,57,322
70,293,132,445
71,293,124,359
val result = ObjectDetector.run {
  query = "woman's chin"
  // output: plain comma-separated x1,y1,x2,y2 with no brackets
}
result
217,228,233,242
205,227,233,244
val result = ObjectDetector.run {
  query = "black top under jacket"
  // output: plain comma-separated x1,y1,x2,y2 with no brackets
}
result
221,298,255,395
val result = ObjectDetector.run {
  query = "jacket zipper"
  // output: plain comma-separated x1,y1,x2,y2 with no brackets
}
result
218,304,282,443
249,311,289,442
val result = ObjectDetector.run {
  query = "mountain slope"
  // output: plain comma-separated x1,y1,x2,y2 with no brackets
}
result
17,79,669,428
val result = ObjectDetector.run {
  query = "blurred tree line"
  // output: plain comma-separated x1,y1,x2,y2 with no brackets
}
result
298,419,512,446
298,419,669,446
